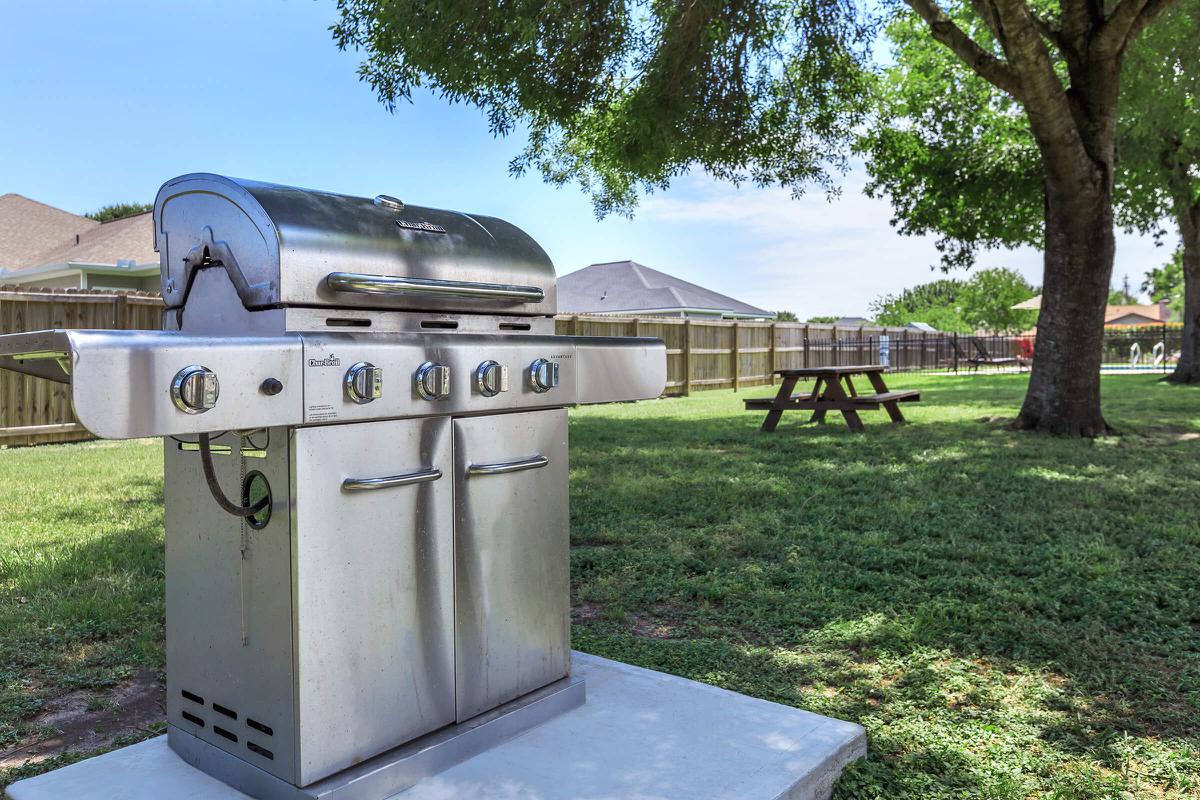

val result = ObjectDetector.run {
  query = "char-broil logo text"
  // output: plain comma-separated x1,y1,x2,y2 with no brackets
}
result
308,355,341,367
395,219,448,234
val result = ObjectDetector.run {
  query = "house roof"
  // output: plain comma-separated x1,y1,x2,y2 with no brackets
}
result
1104,303,1165,324
834,317,874,327
22,211,158,271
0,193,99,269
557,260,773,318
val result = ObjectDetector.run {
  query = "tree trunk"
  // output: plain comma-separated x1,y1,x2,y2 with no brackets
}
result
1166,205,1200,383
1014,168,1116,436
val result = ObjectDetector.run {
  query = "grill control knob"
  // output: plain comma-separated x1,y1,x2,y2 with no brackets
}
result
415,361,451,400
529,358,559,393
171,365,219,414
475,360,509,397
344,362,383,404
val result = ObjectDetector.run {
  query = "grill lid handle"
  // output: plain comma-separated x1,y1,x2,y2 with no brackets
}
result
326,272,544,303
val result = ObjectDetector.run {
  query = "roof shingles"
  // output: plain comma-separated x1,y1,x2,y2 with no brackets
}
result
0,193,100,269
0,192,158,274
558,260,772,318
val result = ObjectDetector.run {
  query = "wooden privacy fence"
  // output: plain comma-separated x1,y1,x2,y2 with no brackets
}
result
0,287,162,446
554,315,921,396
0,286,994,445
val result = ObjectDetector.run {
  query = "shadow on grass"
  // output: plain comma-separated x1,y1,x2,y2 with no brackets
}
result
568,404,1200,797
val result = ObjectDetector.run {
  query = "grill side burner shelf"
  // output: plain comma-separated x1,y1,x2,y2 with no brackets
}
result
0,174,666,800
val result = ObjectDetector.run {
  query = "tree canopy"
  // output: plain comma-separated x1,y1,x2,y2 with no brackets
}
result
856,9,1042,270
85,202,152,222
333,0,875,216
870,268,1038,333
1141,248,1184,317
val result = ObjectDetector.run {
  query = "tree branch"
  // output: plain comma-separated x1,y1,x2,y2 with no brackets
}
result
1092,0,1177,56
1028,10,1072,56
1124,0,1179,44
904,0,1023,97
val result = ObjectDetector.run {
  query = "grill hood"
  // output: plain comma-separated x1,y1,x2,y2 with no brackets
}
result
154,174,557,316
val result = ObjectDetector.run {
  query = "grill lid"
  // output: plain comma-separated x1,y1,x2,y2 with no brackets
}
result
154,174,557,316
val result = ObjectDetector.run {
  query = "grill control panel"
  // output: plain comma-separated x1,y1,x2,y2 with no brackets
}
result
292,333,662,426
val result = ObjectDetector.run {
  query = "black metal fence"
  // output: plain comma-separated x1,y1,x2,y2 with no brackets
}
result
813,325,1183,375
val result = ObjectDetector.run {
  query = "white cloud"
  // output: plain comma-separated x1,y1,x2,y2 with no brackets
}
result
633,171,1169,319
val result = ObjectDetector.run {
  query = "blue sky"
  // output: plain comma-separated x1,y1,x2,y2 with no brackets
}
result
0,0,1167,317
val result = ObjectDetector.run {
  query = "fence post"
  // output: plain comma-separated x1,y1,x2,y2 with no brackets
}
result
802,324,810,368
682,318,692,396
831,325,839,365
952,332,959,372
630,317,641,338
113,293,128,329
769,323,777,385
731,321,740,391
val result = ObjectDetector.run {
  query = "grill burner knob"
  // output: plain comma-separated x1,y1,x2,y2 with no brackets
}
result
171,365,219,414
475,360,509,397
529,358,559,393
415,361,451,400
345,362,383,404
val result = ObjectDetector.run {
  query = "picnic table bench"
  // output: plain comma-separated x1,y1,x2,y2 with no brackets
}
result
745,365,920,432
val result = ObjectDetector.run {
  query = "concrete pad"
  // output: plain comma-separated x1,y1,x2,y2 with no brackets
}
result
6,652,865,800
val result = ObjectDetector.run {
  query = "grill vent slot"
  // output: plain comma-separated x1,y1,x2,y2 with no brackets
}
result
181,711,205,727
212,702,237,720
326,317,371,327
213,725,238,743
181,689,204,705
420,320,458,330
499,322,531,331
246,718,274,737
247,741,275,760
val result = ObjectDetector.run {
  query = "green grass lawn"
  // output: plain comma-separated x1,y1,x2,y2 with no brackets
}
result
2,373,1199,796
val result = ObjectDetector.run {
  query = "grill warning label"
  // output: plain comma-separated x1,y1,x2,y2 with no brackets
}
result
307,404,337,423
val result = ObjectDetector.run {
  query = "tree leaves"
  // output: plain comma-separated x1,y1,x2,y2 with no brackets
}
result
331,0,876,217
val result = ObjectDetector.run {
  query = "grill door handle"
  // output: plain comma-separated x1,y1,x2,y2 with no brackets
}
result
466,455,548,477
326,272,544,303
342,467,442,492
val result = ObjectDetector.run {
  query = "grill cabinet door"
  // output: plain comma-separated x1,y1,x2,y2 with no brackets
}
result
291,417,454,786
452,408,570,721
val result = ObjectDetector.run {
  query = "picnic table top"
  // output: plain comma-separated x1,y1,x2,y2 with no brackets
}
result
773,365,886,377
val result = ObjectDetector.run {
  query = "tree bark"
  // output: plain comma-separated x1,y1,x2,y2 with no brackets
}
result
1166,203,1200,383
1014,166,1117,435
1011,51,1121,436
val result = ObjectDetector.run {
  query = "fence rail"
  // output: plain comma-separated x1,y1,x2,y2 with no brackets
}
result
0,287,162,446
0,286,1182,446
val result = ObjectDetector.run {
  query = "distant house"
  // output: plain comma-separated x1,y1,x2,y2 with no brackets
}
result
906,322,938,332
1104,302,1170,326
833,316,874,327
558,260,774,320
0,194,159,291
1012,295,1171,327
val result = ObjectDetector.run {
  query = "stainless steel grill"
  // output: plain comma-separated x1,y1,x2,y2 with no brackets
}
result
0,174,665,799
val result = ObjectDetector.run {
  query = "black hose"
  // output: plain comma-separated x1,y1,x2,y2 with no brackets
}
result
198,432,270,518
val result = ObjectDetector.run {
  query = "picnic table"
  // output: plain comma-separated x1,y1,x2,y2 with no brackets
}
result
744,365,921,433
